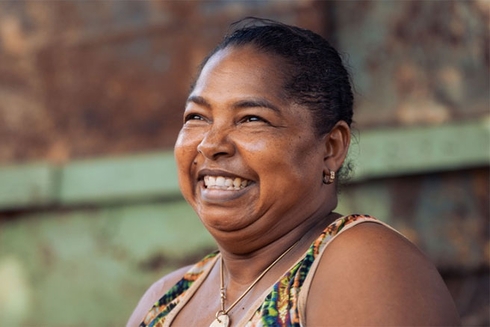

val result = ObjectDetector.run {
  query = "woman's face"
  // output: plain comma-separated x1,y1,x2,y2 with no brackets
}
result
174,46,330,242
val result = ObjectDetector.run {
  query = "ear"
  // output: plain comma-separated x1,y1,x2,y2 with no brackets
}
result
322,120,351,173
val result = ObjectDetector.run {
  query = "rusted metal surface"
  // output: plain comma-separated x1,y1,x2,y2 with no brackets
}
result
1,1,486,162
339,167,490,326
0,1,326,164
334,0,489,128
0,1,488,326
343,168,490,270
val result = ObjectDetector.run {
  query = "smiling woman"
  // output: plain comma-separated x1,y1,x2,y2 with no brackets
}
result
127,18,461,327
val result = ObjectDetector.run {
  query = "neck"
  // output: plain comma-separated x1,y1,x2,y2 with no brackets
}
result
218,211,340,286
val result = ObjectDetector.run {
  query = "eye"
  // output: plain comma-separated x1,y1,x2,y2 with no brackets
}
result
241,115,269,124
184,113,205,123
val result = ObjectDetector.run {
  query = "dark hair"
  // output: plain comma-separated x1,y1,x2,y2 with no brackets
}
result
195,17,354,136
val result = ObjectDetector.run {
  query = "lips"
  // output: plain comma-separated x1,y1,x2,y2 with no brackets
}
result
203,176,251,190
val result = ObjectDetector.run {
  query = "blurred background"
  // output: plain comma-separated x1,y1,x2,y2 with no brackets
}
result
0,1,488,326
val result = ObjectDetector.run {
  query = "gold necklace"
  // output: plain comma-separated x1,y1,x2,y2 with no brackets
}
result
209,241,299,327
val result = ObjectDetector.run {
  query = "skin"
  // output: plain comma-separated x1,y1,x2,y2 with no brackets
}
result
127,45,460,326
307,223,461,326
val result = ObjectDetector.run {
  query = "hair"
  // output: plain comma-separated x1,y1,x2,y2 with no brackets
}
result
192,17,355,182
194,17,354,136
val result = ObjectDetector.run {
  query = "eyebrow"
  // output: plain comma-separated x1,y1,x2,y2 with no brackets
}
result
186,95,280,113
186,95,210,107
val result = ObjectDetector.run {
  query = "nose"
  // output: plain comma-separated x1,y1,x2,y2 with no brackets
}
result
197,124,235,160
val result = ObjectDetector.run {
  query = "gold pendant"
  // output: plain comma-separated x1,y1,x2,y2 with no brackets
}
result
209,314,230,327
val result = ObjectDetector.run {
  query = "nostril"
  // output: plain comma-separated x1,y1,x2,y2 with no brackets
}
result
212,151,231,160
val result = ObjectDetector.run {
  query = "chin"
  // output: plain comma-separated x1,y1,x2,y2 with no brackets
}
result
198,210,252,233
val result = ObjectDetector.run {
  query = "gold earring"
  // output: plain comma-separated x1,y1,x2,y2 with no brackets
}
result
323,170,335,184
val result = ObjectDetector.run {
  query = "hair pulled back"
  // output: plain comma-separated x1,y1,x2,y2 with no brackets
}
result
196,17,354,136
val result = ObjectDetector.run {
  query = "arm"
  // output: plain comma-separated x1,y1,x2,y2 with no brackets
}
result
126,265,191,327
306,222,461,326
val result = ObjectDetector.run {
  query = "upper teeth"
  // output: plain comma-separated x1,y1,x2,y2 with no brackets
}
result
204,176,250,190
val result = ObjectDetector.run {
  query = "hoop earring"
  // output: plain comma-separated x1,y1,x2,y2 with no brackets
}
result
323,170,335,184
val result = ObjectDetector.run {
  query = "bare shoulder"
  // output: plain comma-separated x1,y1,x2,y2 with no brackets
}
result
306,221,461,326
126,265,191,327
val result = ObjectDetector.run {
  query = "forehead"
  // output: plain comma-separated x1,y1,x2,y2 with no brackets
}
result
192,46,287,100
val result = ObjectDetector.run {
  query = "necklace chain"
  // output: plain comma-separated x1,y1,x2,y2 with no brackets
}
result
215,241,299,323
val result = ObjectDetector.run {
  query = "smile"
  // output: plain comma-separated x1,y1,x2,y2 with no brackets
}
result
203,176,251,190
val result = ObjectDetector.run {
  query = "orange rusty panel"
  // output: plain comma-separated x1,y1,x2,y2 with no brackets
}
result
0,0,325,164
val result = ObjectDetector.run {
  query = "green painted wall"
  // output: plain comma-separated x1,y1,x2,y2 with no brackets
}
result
0,121,488,326
0,202,215,326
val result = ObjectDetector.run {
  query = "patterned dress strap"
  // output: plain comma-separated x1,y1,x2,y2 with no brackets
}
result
140,251,219,326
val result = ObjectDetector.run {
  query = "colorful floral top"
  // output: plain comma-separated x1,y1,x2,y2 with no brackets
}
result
140,214,381,327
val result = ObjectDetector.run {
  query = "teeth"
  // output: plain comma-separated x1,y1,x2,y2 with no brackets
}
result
203,176,250,190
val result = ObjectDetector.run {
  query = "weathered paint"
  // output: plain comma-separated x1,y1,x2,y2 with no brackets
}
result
0,201,215,326
334,1,489,127
0,163,57,210
59,151,180,205
338,168,489,270
0,0,488,325
0,120,487,210
0,102,487,327
350,118,490,181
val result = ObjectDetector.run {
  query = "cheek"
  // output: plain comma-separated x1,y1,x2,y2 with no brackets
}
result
175,129,199,162
174,130,200,192
240,135,322,180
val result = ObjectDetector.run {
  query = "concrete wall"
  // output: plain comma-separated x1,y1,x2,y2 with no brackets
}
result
0,1,488,326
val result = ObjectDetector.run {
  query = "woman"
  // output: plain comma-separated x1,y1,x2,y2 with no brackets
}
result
128,18,460,326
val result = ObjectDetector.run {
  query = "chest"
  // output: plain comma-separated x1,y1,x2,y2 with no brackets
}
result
170,275,273,327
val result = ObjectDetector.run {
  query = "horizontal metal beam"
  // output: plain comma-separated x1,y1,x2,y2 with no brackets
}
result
350,118,490,181
59,152,180,206
0,119,488,210
0,162,57,210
